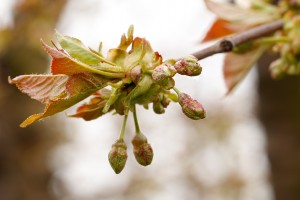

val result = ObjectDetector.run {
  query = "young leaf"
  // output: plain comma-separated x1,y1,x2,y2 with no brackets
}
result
118,25,134,50
223,45,267,94
204,0,278,26
42,40,122,77
10,73,110,127
140,39,162,70
69,96,112,121
9,74,68,104
124,74,153,106
107,48,128,67
124,37,162,71
103,87,120,113
125,37,146,69
201,18,235,43
55,31,115,66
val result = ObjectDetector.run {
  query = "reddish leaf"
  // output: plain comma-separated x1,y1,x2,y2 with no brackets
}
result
202,18,235,43
42,40,100,75
10,73,110,127
69,96,112,121
223,46,267,94
9,75,68,104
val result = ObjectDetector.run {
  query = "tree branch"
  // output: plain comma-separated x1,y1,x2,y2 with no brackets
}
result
192,19,283,60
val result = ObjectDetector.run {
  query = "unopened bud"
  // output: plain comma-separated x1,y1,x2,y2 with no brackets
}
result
179,93,206,120
108,139,127,174
152,63,176,83
161,95,171,108
132,134,153,166
129,65,142,84
153,101,165,114
174,55,202,76
160,77,175,89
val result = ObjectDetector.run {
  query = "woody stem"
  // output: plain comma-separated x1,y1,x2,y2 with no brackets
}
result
192,19,284,60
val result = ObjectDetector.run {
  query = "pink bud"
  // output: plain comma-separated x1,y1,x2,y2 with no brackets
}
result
132,134,153,166
108,139,128,174
174,55,202,76
152,63,176,83
179,93,206,120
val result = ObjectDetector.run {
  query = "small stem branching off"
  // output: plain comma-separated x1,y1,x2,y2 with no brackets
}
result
119,109,129,140
133,105,141,135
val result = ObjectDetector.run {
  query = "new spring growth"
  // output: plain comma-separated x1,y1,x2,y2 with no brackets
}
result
132,133,153,166
108,139,128,174
178,92,206,120
132,106,153,166
10,25,206,174
270,12,300,78
174,55,202,76
152,62,176,89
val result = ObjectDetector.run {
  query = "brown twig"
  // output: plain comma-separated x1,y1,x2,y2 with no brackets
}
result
192,19,284,60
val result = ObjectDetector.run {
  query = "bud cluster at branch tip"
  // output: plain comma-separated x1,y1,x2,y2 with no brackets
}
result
10,25,207,175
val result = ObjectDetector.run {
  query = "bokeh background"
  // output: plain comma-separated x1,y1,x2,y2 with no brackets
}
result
1,0,299,200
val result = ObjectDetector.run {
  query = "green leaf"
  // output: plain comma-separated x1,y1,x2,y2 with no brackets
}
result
125,37,146,69
103,87,120,113
42,40,123,77
107,48,128,67
55,30,115,66
124,37,162,71
124,74,154,106
118,25,134,50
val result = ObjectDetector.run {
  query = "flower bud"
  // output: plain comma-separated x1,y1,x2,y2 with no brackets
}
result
152,63,176,83
129,65,142,85
161,94,171,108
174,55,202,76
160,77,175,90
108,139,127,174
153,101,165,114
132,134,153,166
179,93,206,120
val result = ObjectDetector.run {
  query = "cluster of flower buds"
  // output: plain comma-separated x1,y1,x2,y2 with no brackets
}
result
149,55,205,119
10,26,206,174
108,132,153,173
271,11,300,78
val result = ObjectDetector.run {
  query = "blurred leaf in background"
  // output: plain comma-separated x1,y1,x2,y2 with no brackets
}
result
0,0,67,200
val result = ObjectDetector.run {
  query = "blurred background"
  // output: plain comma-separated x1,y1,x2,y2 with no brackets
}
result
1,0,299,200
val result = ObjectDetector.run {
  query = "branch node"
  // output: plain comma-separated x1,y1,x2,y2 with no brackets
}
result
220,40,234,52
